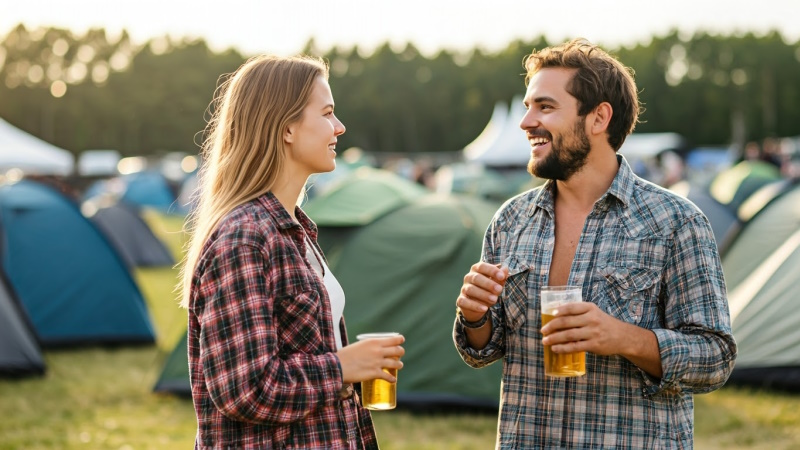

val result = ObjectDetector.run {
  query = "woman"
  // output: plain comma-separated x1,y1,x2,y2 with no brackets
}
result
180,55,405,449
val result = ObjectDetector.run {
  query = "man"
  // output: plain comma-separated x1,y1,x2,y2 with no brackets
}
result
453,39,736,449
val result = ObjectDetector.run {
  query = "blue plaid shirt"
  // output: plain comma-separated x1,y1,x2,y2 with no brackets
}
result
454,157,736,449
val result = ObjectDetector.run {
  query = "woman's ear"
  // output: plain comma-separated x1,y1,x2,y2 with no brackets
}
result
284,124,296,145
590,102,613,136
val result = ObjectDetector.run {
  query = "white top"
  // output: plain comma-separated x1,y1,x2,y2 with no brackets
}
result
305,237,345,349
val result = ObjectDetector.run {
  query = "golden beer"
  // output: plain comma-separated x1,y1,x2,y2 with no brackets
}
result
542,312,586,377
356,332,401,410
360,367,398,410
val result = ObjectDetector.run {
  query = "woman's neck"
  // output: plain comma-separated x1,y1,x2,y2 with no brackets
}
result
271,174,308,222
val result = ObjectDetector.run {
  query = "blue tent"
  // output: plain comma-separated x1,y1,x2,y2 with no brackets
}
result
0,271,45,375
84,201,175,268
84,170,180,213
0,179,155,346
120,171,177,211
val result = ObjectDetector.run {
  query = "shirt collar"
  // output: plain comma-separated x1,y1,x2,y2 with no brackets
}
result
257,191,319,240
529,154,635,216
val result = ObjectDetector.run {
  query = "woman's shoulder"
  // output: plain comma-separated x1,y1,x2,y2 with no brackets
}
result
209,198,281,251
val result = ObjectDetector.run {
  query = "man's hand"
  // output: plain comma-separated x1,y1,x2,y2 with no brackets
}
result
540,302,623,355
456,262,508,350
456,262,509,322
540,302,663,378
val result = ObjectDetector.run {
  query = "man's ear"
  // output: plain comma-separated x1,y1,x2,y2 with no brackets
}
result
590,102,613,136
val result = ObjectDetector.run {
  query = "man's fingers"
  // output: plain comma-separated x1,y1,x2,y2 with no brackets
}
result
549,340,588,354
456,295,490,313
541,315,582,334
462,283,498,303
471,262,508,283
466,272,504,296
543,327,588,345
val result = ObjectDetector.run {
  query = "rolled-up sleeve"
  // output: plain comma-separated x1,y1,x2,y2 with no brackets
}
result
453,308,507,367
453,216,508,368
194,228,342,425
643,214,737,395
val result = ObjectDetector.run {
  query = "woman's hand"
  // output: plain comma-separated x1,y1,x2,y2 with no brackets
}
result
336,335,405,384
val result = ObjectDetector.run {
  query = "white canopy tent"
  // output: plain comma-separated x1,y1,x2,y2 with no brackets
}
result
618,132,688,160
0,118,74,175
464,96,530,168
463,101,508,163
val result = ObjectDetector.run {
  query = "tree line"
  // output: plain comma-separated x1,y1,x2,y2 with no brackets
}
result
1,23,799,159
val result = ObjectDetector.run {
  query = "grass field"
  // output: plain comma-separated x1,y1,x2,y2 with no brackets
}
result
2,335,799,449
2,211,799,449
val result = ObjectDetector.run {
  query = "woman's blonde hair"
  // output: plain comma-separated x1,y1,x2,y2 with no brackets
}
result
179,55,328,308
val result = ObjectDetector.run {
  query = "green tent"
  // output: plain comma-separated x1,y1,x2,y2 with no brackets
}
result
722,183,800,292
314,193,503,408
708,160,782,212
153,334,189,395
155,170,504,408
724,183,800,390
303,166,428,226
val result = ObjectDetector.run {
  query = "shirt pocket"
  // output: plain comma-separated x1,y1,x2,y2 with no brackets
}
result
276,289,323,354
500,256,531,334
597,262,661,326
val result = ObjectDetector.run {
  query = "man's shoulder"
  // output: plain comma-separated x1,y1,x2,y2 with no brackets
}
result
629,177,706,235
633,177,700,212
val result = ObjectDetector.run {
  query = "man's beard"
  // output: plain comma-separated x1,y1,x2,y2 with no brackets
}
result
527,116,591,181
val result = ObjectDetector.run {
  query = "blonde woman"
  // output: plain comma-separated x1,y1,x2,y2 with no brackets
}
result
181,55,405,449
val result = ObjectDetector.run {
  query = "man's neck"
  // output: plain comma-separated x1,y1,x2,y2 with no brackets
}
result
553,149,619,212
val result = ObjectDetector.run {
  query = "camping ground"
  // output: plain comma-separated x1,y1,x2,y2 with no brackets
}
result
1,211,799,449
1,269,799,449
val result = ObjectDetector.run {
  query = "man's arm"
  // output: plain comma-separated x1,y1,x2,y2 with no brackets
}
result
541,302,663,378
649,213,737,392
453,262,512,369
456,262,508,350
542,213,736,390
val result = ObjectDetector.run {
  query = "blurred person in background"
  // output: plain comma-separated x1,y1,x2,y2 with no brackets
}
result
742,140,762,162
453,39,736,449
180,55,404,449
760,137,783,169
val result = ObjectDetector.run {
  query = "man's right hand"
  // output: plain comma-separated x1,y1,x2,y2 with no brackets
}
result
456,262,509,322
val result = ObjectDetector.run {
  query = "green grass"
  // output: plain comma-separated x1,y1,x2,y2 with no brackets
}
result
0,347,197,450
3,342,800,450
694,387,800,449
2,210,799,448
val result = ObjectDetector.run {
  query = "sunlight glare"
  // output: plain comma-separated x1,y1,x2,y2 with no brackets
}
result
50,80,67,97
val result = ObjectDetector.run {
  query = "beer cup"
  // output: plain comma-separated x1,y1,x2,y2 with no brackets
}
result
356,332,400,410
541,286,586,377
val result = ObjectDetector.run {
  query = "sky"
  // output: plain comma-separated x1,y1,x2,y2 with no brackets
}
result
2,0,800,56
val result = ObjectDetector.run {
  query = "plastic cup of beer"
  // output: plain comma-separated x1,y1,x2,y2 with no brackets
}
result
541,286,586,377
356,332,400,410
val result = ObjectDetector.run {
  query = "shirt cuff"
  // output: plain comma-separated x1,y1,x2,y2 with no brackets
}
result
639,328,688,396
453,309,504,367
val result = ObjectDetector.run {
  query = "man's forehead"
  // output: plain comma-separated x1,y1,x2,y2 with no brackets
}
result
525,68,575,102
